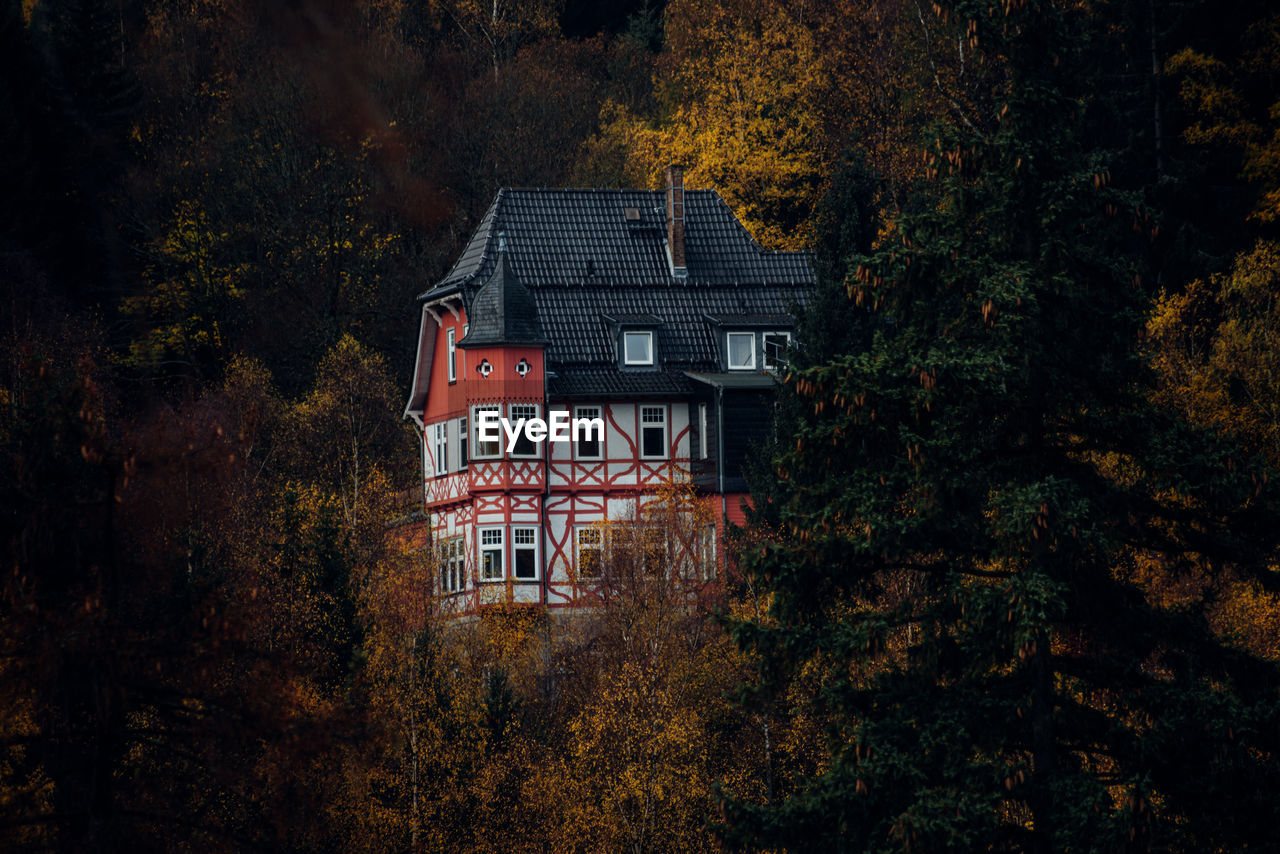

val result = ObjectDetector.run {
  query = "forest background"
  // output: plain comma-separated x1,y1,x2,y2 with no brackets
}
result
4,0,1280,851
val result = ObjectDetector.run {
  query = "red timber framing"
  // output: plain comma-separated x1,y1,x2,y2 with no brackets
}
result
406,286,718,615
417,355,708,614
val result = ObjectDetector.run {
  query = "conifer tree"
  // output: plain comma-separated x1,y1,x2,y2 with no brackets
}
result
731,1,1280,850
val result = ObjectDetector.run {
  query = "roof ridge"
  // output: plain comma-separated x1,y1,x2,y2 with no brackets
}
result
418,186,815,301
497,186,666,193
496,186,719,194
437,189,504,289
707,192,769,257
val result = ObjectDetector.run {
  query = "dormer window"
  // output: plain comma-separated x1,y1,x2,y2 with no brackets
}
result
607,313,663,370
763,331,792,370
623,330,654,366
726,332,756,370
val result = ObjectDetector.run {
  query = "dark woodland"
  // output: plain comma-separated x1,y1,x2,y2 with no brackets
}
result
4,0,1280,851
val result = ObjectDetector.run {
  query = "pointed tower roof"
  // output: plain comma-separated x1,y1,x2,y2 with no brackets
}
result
458,247,548,348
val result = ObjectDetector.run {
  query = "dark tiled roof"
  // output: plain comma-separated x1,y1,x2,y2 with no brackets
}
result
421,188,814,295
458,251,547,347
703,313,795,327
603,313,663,325
549,369,696,398
422,187,815,398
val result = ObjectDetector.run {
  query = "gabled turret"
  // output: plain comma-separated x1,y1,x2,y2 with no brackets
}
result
459,248,548,349
456,247,547,466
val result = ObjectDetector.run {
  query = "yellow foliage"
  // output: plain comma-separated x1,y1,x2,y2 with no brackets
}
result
329,468,816,852
588,4,829,250
578,0,947,249
1149,240,1280,468
1141,241,1280,661
277,334,415,532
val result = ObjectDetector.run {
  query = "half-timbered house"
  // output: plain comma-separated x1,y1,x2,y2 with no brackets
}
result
403,166,815,611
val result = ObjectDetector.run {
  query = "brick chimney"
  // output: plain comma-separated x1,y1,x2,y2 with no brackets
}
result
665,164,687,277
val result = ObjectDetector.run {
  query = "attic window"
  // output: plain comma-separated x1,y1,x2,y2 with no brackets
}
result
763,332,792,369
624,207,641,221
727,332,756,370
623,330,654,366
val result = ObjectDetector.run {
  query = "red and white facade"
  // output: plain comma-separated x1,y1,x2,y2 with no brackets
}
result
407,299,717,613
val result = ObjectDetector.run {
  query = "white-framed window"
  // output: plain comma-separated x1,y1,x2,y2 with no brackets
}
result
446,327,457,382
480,528,504,581
576,526,602,578
623,330,654,366
458,416,468,468
509,403,540,458
473,404,501,459
438,536,464,593
574,405,603,460
432,422,448,476
640,405,667,459
763,331,791,370
697,402,708,460
727,331,756,370
513,527,538,580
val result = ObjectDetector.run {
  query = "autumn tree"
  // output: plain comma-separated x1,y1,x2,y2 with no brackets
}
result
488,483,767,853
578,0,963,248
120,0,635,394
730,0,1280,851
1162,5,1280,229
330,521,486,852
1148,2,1280,470
1150,241,1280,470
339,479,778,853
277,334,415,528
1141,3,1280,666
1,261,423,851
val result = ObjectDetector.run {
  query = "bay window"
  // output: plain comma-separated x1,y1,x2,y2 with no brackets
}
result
480,528,504,581
473,405,501,459
509,403,540,458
